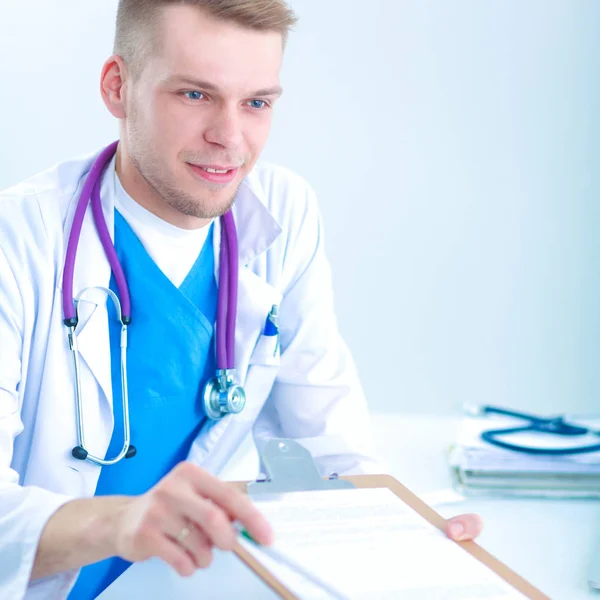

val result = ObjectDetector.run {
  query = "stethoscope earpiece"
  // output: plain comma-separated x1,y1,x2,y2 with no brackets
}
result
72,444,136,461
72,446,88,461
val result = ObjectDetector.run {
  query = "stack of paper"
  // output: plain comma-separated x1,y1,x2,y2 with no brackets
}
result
448,414,600,498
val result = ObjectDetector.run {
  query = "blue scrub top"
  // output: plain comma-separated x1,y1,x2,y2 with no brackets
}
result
68,210,217,599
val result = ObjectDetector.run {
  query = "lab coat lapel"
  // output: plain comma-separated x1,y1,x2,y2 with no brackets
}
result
212,177,283,384
58,154,116,409
192,175,283,471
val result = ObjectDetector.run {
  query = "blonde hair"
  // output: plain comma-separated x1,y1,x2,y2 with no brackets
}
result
114,0,298,78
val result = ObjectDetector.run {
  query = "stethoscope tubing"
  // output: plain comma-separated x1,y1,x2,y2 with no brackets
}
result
62,142,243,465
478,405,600,455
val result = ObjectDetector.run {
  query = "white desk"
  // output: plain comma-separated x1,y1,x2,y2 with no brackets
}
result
100,414,600,600
369,415,600,600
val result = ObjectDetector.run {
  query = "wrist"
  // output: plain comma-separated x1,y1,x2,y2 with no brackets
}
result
85,495,132,559
32,495,136,581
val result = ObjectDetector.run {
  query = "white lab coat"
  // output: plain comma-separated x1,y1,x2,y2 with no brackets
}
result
0,147,379,599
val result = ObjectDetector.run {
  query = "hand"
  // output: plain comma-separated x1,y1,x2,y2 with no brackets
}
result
111,461,273,576
445,513,484,542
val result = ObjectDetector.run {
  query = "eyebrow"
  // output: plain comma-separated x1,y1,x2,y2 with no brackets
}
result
168,75,283,98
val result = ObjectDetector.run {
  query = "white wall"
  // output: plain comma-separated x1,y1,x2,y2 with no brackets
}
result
1,1,598,415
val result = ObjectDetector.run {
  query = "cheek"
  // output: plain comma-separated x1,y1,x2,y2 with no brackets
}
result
143,111,187,170
155,106,182,138
246,116,273,155
170,107,217,150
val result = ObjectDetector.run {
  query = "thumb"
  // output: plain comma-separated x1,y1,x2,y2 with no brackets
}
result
445,513,484,541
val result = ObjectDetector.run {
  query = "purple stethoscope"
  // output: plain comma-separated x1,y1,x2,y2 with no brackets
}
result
62,141,246,466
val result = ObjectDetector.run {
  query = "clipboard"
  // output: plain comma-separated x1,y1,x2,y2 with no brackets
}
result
231,439,550,600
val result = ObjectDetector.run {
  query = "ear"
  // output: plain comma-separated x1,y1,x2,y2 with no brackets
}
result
100,55,129,119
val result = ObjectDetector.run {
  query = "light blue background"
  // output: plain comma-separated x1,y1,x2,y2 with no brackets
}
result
0,1,598,414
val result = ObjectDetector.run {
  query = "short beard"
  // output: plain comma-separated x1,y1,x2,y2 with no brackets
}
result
128,119,239,220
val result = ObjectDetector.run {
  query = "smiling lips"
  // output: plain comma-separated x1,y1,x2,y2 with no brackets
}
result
187,162,240,184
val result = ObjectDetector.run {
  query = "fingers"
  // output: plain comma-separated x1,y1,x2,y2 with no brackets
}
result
128,462,274,577
144,531,197,578
445,513,484,541
184,527,214,569
175,462,274,546
169,522,214,569
174,492,238,551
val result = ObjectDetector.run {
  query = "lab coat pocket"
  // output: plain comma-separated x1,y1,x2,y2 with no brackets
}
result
248,332,280,367
240,335,281,422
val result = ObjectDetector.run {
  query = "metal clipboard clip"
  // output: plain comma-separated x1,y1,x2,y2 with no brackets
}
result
248,439,355,496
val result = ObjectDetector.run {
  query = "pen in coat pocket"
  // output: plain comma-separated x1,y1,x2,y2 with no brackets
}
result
263,305,280,356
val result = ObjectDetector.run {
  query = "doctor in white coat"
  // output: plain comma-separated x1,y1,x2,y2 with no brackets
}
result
0,1,482,598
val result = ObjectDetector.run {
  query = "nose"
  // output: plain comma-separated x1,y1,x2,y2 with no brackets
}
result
204,105,244,150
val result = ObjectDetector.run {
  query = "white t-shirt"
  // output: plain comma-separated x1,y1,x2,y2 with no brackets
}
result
113,165,212,288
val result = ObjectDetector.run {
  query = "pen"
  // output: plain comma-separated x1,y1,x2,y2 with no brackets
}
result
263,305,280,356
235,524,351,600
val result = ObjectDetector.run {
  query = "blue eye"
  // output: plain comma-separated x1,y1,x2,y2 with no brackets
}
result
184,91,204,101
248,99,267,110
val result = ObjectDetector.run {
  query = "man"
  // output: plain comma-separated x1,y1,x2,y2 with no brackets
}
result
0,1,482,598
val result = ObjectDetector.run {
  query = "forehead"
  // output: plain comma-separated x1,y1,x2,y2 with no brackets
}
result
150,5,283,93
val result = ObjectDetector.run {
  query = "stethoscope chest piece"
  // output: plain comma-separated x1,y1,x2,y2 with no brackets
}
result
203,369,246,420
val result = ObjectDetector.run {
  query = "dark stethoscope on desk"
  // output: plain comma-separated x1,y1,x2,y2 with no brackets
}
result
469,405,600,456
62,141,247,466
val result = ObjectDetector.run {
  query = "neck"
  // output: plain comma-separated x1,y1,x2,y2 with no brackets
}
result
114,143,211,231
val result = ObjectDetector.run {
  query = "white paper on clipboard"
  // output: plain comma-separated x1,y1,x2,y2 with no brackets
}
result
243,487,527,599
